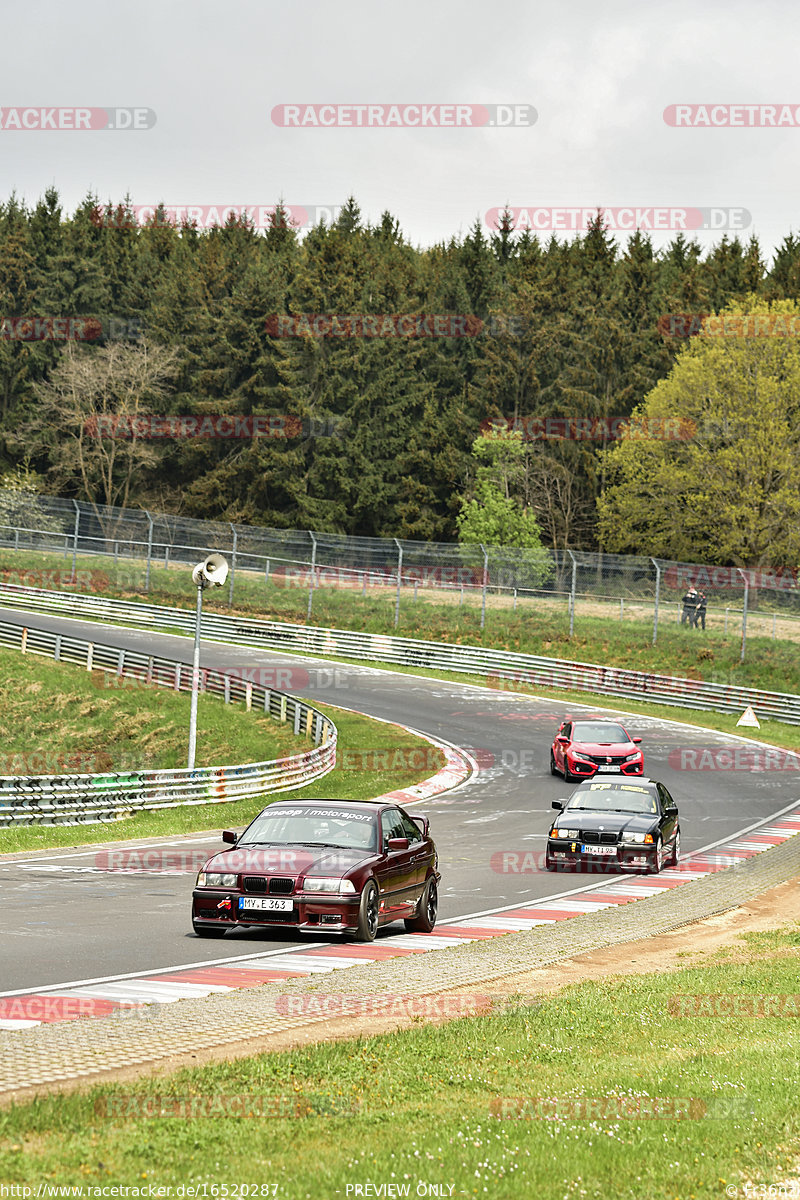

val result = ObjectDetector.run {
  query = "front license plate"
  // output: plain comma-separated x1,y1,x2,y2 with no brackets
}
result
597,765,618,772
581,845,617,856
239,896,294,912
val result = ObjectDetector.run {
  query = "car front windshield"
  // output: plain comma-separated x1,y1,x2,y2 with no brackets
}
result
567,786,657,815
240,807,377,851
571,722,629,743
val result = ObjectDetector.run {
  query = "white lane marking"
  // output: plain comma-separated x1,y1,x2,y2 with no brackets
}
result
47,981,229,1002
1,836,220,868
19,865,192,876
0,1019,41,1029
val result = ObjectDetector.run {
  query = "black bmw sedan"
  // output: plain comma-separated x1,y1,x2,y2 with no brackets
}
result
545,777,680,874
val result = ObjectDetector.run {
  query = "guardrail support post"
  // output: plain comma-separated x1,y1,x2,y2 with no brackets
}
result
145,511,154,593
70,500,80,584
307,533,317,621
394,538,403,628
651,558,661,646
567,550,577,638
480,545,488,630
228,524,238,608
187,582,204,769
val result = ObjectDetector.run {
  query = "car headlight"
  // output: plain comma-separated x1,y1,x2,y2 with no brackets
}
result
552,828,579,839
196,872,238,887
623,753,642,762
620,833,654,845
303,877,357,894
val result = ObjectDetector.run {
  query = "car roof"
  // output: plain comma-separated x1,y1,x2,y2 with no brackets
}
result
264,799,384,815
570,776,658,789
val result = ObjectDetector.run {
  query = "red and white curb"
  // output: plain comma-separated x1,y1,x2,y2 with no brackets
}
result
2,807,798,1031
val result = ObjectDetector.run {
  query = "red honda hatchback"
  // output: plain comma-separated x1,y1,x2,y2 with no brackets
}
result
550,718,643,782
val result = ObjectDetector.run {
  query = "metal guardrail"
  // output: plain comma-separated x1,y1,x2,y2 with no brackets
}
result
1,582,798,724
0,615,337,828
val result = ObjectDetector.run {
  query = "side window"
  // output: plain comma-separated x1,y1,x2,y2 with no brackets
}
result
560,722,572,738
400,811,422,843
381,809,405,849
657,784,674,810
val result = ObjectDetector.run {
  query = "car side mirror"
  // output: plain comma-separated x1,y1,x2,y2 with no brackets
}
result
664,805,678,817
222,830,237,845
632,737,642,744
551,800,564,811
387,837,409,851
556,736,569,745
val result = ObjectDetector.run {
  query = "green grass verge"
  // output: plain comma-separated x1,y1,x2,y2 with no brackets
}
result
3,545,800,695
0,648,444,855
1,928,798,1198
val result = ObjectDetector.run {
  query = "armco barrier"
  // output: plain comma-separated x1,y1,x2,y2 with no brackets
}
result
1,582,799,724
0,617,336,827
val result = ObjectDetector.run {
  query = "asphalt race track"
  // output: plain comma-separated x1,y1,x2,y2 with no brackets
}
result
1,607,797,995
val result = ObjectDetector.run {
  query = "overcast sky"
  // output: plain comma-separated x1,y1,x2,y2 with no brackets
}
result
3,0,799,259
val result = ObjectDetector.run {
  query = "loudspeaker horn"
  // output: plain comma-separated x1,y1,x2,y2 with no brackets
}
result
191,552,230,590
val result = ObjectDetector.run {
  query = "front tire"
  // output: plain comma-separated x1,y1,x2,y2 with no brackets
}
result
193,922,228,938
404,877,438,933
648,837,663,874
545,850,557,872
666,828,681,868
356,880,380,942
549,751,559,777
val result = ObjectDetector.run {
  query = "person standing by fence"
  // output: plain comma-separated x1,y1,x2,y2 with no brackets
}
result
695,590,707,629
681,586,699,625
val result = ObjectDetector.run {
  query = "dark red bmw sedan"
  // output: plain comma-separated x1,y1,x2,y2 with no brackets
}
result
192,799,440,942
550,718,643,782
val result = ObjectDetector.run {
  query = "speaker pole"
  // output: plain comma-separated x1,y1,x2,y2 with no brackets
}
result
187,578,204,770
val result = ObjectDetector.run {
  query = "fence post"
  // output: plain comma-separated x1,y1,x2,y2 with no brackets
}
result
480,545,488,630
264,558,270,585
394,538,403,628
228,524,238,607
651,558,661,646
145,511,154,593
567,549,577,638
307,532,317,621
738,569,749,663
70,500,80,583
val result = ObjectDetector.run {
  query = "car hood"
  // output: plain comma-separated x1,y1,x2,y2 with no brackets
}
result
202,845,376,876
570,740,635,754
555,811,657,834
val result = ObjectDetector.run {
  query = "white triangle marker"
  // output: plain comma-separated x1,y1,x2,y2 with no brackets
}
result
736,706,760,729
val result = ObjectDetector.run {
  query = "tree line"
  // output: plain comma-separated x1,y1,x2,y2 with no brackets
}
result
1,188,798,558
